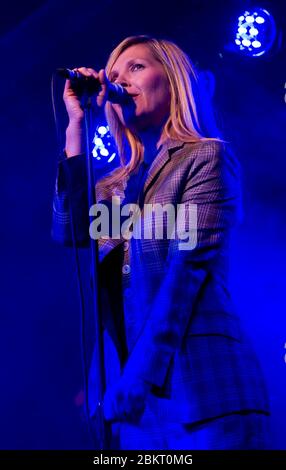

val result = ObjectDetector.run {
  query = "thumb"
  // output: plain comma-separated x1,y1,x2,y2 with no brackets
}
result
96,69,109,107
103,390,118,422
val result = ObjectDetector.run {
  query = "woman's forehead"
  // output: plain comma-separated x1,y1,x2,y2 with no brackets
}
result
111,44,154,69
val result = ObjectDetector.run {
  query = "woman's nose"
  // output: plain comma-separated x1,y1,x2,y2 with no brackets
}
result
115,73,130,88
116,78,129,88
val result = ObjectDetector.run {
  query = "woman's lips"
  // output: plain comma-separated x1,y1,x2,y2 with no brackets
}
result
124,94,139,105
122,94,139,107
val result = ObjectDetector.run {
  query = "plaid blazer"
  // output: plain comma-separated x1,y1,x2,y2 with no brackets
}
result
52,138,270,423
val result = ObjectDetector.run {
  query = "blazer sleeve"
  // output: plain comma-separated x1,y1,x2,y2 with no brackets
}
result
122,140,242,388
51,154,90,247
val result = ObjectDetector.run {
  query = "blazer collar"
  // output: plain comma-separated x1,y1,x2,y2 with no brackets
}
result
142,138,186,198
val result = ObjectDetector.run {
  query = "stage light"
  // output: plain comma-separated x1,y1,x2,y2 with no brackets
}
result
249,27,258,36
97,125,108,135
252,40,261,48
242,39,251,47
107,153,117,163
245,15,254,24
92,124,118,166
234,8,277,57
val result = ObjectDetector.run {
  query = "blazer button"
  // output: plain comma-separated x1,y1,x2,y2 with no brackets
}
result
123,241,129,251
122,264,131,275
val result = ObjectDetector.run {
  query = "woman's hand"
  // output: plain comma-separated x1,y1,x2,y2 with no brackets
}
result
103,374,152,424
63,67,109,157
63,67,109,122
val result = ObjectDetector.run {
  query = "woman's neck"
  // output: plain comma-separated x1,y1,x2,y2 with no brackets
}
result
138,127,165,164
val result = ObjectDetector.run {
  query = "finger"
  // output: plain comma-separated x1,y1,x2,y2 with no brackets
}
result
87,67,99,80
63,79,72,92
63,79,78,100
74,67,97,77
95,70,108,107
103,396,118,422
103,386,125,423
124,399,145,419
96,74,108,107
104,414,118,424
122,407,144,424
96,85,108,107
98,68,107,85
120,393,146,420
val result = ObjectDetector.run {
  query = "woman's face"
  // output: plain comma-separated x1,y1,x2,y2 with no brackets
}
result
109,44,171,132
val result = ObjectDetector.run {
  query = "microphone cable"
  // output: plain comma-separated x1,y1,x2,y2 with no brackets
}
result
51,72,98,449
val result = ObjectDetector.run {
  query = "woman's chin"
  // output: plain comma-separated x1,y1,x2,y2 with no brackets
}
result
124,113,154,132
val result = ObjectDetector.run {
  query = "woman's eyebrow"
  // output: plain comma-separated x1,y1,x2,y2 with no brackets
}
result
110,58,148,78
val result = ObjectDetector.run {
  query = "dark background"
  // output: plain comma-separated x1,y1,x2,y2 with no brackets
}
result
0,0,285,449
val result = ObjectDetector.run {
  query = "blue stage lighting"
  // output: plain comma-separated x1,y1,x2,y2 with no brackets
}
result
234,8,276,57
92,124,117,165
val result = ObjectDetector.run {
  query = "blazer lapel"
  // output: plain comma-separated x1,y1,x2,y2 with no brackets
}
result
97,138,185,262
142,139,185,199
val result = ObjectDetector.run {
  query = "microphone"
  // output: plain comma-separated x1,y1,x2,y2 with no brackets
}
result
56,68,130,104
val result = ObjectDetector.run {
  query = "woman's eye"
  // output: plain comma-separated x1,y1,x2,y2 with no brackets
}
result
131,63,144,71
109,64,144,81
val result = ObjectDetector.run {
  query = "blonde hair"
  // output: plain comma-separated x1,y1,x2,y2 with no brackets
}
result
98,35,220,192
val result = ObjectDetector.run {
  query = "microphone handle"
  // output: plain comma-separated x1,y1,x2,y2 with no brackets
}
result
56,68,129,103
56,67,101,94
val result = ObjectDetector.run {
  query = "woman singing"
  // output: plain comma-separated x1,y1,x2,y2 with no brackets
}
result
52,35,271,450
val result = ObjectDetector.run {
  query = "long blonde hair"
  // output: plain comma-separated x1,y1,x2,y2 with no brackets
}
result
98,35,220,192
